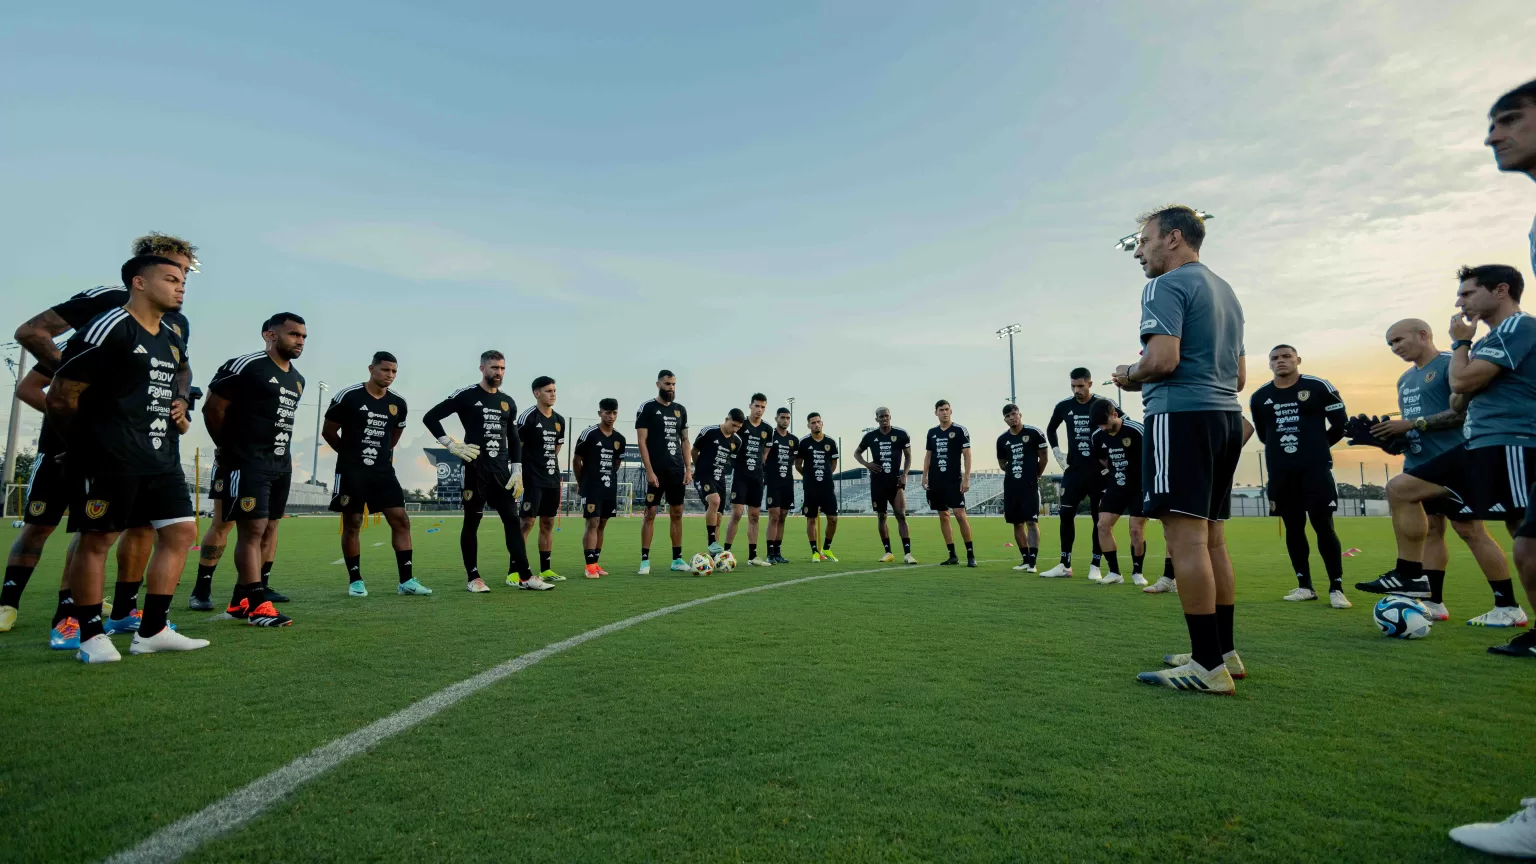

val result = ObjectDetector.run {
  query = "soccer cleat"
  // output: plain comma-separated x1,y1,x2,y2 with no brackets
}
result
0,605,15,632
1468,606,1529,628
103,609,144,635
1143,576,1176,594
225,597,251,619
1137,659,1235,695
49,617,81,650
466,577,491,593
966,557,977,568
1282,587,1318,602
1489,631,1536,658
821,550,838,563
540,569,566,583
707,542,724,556
810,552,824,563
1039,563,1072,578
1087,564,1103,582
584,565,602,579
349,580,369,597
397,578,432,595
1422,600,1450,621
129,627,209,655
1164,650,1247,680
187,595,214,612
879,552,896,563
940,555,960,566
1099,572,1124,585
1131,573,1148,587
597,565,610,576
245,601,292,627
76,633,121,664
670,558,691,572
1012,562,1032,572
638,559,652,575
1329,590,1352,609
1354,570,1431,598
263,587,291,603
748,557,772,567
1450,799,1536,858
517,576,555,591
904,553,918,565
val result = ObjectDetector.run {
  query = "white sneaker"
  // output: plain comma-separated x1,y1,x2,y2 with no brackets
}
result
76,633,121,664
1136,659,1235,694
1283,587,1318,602
1329,590,1352,609
1087,564,1103,582
1164,649,1247,679
130,627,210,654
903,553,918,565
1422,600,1450,621
1468,606,1530,628
1143,576,1176,594
1450,799,1536,858
1039,563,1073,579
1099,572,1124,585
1012,562,1032,571
517,576,555,591
748,557,772,567
1024,563,1037,573
1131,573,1148,587
638,559,651,575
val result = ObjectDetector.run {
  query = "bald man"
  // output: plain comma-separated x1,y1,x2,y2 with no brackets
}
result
1353,319,1524,625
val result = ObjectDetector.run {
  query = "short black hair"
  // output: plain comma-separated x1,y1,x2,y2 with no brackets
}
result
263,312,305,333
1458,264,1525,303
1070,367,1091,381
934,399,950,409
806,412,821,421
1137,204,1206,252
726,408,746,423
480,350,504,363
657,369,675,381
1090,399,1117,426
776,407,791,416
1492,79,1536,115
371,351,397,365
599,397,618,411
1002,403,1019,417
750,392,767,404
120,254,183,289
1270,344,1297,355
531,375,555,391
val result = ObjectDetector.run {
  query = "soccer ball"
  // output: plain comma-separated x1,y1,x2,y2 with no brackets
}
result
1373,595,1432,639
713,551,736,573
690,553,714,576
10,521,21,529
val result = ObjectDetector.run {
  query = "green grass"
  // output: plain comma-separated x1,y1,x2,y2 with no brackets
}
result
2,514,1533,863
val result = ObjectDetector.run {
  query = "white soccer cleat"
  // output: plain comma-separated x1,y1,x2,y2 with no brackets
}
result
1164,649,1247,679
76,633,121,664
1099,572,1124,585
1131,573,1148,587
1422,600,1450,621
517,577,555,591
1329,590,1352,609
466,578,491,593
1024,563,1037,573
1283,587,1318,602
1087,564,1103,582
1012,563,1032,571
748,557,772,567
130,627,210,655
638,559,651,575
903,553,918,565
1143,576,1176,594
1039,563,1072,579
1136,659,1235,695
1467,606,1530,628
1450,799,1536,859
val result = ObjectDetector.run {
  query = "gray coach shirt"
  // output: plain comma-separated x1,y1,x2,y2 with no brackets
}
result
1396,351,1461,471
1137,261,1245,414
1466,312,1536,449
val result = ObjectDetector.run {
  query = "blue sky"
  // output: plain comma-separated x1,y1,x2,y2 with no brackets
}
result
3,2,1533,490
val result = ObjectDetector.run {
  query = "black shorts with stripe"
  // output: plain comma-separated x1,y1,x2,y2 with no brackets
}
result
330,468,405,514
1142,411,1244,521
520,484,561,518
67,468,193,534
1266,466,1337,516
870,472,904,514
766,481,795,511
22,451,69,527
730,473,766,510
217,467,292,522
1406,443,1536,524
802,485,837,518
1101,482,1145,518
1003,485,1039,524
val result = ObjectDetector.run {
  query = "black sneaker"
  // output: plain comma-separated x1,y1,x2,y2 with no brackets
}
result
263,587,291,603
966,558,977,568
245,600,293,627
187,595,214,612
1354,570,1430,598
940,556,960,566
1489,630,1536,658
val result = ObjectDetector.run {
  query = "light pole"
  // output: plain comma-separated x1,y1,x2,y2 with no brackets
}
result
2,343,28,493
995,324,1021,406
786,396,796,426
311,381,329,486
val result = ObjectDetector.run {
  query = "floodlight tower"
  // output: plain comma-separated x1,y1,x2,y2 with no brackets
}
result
1115,210,1214,251
995,324,1022,406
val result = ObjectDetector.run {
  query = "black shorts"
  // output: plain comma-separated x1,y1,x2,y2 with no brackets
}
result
802,485,837,518
1407,444,1536,523
1265,467,1337,515
1142,411,1244,521
330,468,405,514
1060,466,1105,513
461,462,516,513
870,473,904,514
927,479,966,512
766,481,795,511
694,477,728,504
731,473,766,510
220,467,292,522
580,492,617,520
646,467,686,509
22,451,69,527
68,469,193,534
1003,485,1039,524
520,484,561,519
1102,482,1145,518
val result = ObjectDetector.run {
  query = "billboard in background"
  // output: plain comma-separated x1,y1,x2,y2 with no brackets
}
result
424,448,464,505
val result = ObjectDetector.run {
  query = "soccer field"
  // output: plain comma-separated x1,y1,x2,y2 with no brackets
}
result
2,514,1531,863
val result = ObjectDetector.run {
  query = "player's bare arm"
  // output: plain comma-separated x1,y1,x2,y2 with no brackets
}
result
17,367,48,413
960,447,971,494
854,441,878,473
921,450,932,490
43,377,88,434
322,419,344,452
202,391,233,447
1448,314,1503,394
14,308,71,368
898,445,910,487
1035,446,1048,478
1127,335,1182,383
637,428,658,487
680,427,693,485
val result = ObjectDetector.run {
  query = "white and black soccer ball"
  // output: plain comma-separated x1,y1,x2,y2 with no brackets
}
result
713,550,736,573
690,552,714,576
1373,595,1432,639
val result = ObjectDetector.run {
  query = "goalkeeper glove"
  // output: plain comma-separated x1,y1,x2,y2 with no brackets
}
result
1344,414,1402,453
439,436,481,463
505,464,524,498
1052,448,1068,468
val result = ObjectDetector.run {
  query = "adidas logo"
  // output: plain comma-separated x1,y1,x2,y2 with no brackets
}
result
1263,398,1272,404
1491,504,1507,513
133,345,148,354
359,405,369,411
269,377,280,384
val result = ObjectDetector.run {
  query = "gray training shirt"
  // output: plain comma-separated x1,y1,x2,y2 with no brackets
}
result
1466,312,1536,449
1396,351,1461,470
1137,261,1245,414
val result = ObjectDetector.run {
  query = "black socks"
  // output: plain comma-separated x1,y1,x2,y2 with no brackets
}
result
396,548,413,584
1426,570,1446,604
1184,612,1222,672
1105,551,1120,575
1,565,34,608
140,594,172,638
108,580,140,621
345,555,362,585
1491,579,1520,608
52,590,74,627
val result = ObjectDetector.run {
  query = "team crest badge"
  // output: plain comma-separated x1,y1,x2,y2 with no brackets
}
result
214,478,225,492
388,404,398,416
614,441,622,450
239,496,256,512
824,444,831,452
85,500,108,519
462,489,474,501
168,322,182,337
339,495,350,506
674,409,681,418
28,501,45,516
647,493,656,503
948,431,954,439
1123,437,1132,447
170,346,180,363
586,503,595,513
1425,371,1438,383
501,401,510,411
555,422,561,433
762,431,768,439
1298,391,1310,401
297,382,304,396
730,442,736,450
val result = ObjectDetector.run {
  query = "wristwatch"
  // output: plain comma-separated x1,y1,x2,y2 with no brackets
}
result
1414,417,1427,432
1452,339,1473,350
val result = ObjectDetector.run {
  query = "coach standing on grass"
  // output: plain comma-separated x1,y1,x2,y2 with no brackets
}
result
1112,205,1248,695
